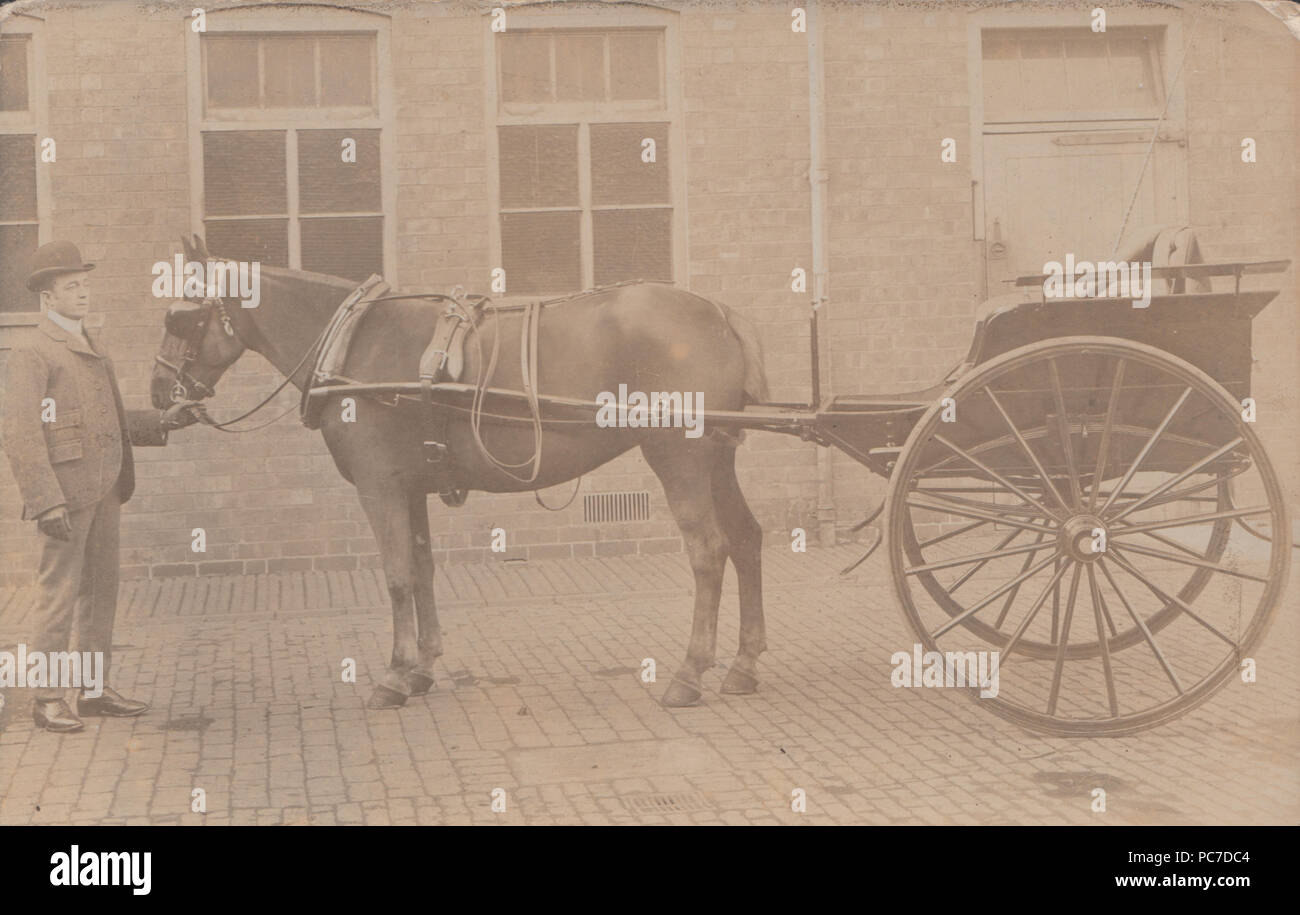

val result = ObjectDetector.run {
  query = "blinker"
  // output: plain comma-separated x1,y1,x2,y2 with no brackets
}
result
164,301,202,336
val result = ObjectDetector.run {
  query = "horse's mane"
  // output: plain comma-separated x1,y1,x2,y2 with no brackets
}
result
257,263,359,296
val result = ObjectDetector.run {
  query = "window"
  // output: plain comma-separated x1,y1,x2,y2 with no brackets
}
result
491,24,681,296
190,13,392,284
981,27,1166,122
0,31,43,316
499,29,663,104
204,33,375,110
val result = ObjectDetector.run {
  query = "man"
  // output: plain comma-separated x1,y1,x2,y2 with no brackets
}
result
1,241,151,732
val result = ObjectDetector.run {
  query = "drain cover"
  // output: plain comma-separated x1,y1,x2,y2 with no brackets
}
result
161,714,215,732
624,792,711,815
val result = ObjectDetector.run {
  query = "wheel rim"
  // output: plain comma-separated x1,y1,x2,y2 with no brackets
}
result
885,337,1290,737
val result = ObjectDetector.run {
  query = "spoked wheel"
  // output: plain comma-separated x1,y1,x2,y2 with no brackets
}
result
904,475,1236,658
885,337,1290,736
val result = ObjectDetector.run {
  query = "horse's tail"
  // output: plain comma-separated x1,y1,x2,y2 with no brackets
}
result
719,304,770,405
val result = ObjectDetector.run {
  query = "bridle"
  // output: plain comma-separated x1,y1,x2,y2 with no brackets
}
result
154,295,326,432
155,296,232,403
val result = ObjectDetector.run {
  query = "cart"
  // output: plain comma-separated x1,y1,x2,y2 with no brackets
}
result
305,246,1294,737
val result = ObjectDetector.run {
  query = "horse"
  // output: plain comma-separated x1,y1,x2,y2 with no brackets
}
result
151,235,771,711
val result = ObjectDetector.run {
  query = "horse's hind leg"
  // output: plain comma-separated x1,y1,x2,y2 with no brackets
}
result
712,445,765,695
356,483,421,708
408,493,442,696
642,436,729,708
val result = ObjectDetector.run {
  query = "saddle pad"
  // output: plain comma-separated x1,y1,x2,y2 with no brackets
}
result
418,309,473,384
316,274,390,382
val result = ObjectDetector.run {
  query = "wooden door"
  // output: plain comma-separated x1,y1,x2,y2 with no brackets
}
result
982,129,1187,292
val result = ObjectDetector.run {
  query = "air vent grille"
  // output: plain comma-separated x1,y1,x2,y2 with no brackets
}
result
583,491,651,523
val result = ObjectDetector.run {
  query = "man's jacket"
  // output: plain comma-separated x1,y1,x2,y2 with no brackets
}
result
1,314,135,520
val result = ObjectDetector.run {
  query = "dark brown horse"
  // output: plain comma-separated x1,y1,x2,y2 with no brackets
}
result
151,235,770,710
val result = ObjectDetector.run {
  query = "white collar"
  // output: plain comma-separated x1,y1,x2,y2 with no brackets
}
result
46,309,85,337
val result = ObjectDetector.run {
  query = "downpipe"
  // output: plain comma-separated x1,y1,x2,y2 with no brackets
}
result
808,1,836,547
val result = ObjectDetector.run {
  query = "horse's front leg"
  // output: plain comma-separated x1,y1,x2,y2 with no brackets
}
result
357,483,421,708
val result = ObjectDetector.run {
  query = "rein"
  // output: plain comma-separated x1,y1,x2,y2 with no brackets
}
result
197,333,323,433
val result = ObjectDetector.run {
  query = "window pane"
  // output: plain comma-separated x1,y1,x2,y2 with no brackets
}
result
0,134,37,221
555,33,604,101
1062,35,1106,110
319,36,374,107
300,216,382,282
593,208,672,286
1109,34,1162,109
203,218,289,268
980,32,1021,120
983,28,1163,118
203,131,286,216
204,35,259,108
609,31,660,101
0,223,39,313
500,32,551,103
264,35,316,107
0,36,30,112
501,211,580,294
1019,35,1065,112
591,122,669,206
299,129,381,213
498,124,578,208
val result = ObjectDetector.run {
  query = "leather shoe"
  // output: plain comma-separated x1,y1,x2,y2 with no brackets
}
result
33,699,84,733
78,687,149,718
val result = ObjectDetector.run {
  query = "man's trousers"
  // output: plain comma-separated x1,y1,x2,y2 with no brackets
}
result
29,482,121,701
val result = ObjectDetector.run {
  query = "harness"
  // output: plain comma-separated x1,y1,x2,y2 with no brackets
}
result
158,276,667,507
300,275,542,506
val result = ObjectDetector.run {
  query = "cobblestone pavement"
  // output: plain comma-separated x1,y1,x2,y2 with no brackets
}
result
1,545,1296,825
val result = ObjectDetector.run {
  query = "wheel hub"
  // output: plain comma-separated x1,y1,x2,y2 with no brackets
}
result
1059,513,1106,562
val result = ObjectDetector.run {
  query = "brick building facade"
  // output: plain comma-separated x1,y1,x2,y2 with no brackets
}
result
1,0,1295,585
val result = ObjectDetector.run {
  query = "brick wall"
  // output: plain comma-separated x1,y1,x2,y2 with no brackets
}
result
1,0,1296,586
679,3,822,537
820,1,980,525
1184,3,1299,506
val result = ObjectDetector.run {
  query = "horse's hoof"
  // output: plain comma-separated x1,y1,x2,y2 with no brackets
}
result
408,671,436,696
366,685,408,709
720,667,759,695
661,677,703,708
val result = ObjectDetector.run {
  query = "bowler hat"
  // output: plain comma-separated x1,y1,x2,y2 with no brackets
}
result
25,241,95,291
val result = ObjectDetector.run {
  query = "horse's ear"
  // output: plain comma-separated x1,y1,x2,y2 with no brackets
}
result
191,233,210,261
180,234,195,262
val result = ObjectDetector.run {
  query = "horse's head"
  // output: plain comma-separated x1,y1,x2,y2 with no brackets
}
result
150,234,249,409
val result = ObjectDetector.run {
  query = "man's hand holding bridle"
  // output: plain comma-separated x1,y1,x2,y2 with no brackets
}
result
161,401,208,430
